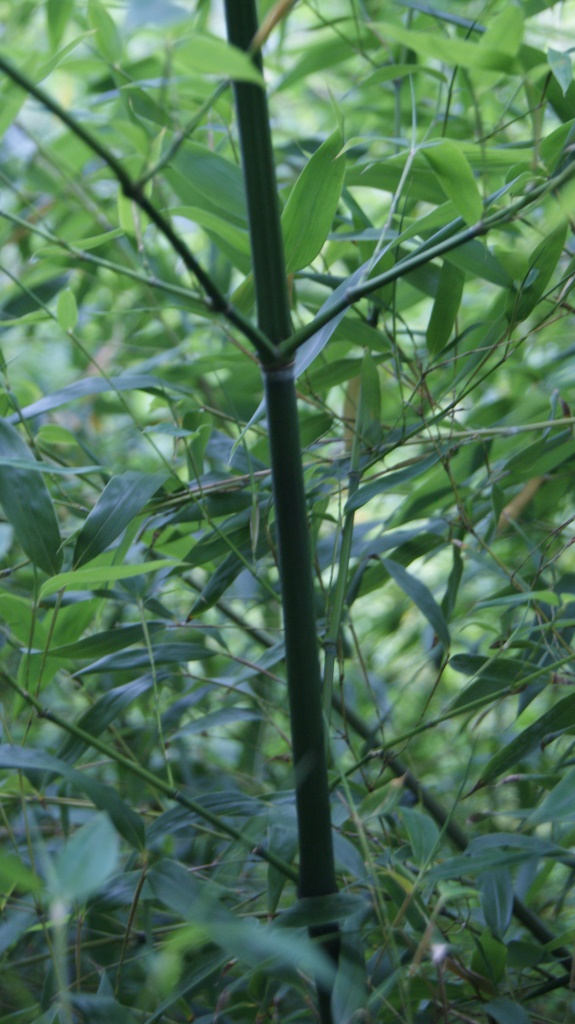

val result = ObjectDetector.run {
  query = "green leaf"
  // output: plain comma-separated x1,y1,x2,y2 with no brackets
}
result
374,21,518,72
482,997,530,1024
275,893,365,929
508,221,567,322
527,765,575,826
480,7,524,57
422,141,483,225
88,0,122,62
345,451,445,512
0,853,42,894
74,471,167,568
56,288,78,331
358,350,382,447
427,262,465,354
478,692,575,786
548,48,573,96
401,808,440,866
57,676,153,764
0,418,62,575
46,0,74,50
12,374,180,423
282,131,346,273
69,995,139,1024
472,929,508,983
52,813,119,904
382,558,450,648
478,868,513,938
0,746,144,849
174,34,264,85
39,559,179,600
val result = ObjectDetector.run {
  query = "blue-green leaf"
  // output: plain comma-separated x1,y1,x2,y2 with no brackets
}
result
74,471,167,567
0,418,62,575
382,558,450,648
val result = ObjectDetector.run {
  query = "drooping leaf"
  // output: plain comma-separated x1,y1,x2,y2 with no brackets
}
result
282,130,346,273
548,48,573,96
0,746,144,849
477,692,575,786
0,853,42,894
427,261,465,354
74,471,168,567
10,374,179,423
46,0,74,51
56,287,78,331
478,868,514,938
508,221,567,322
422,141,483,225
88,0,122,62
173,34,264,85
527,765,575,826
482,997,531,1024
0,418,62,575
52,813,119,904
382,558,450,648
39,559,179,600
374,21,518,72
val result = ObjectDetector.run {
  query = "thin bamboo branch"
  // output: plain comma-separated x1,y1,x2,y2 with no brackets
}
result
0,668,298,883
0,54,274,360
279,157,575,358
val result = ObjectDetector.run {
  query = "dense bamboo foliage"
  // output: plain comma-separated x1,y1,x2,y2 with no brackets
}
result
1,2,575,1022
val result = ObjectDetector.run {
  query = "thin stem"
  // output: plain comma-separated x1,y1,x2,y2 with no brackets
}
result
322,411,362,722
1,668,297,883
0,53,274,360
279,158,575,358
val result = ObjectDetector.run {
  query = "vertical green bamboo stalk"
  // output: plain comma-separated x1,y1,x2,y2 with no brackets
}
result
224,2,339,1018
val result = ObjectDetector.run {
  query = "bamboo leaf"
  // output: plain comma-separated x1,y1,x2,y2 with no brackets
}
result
52,813,119,904
39,560,179,600
422,141,483,225
0,854,42,894
282,130,345,272
427,262,465,354
0,418,62,575
74,471,168,567
548,48,573,96
88,0,122,62
382,558,450,648
479,8,524,57
478,868,514,938
46,0,74,51
11,374,179,423
508,221,567,322
174,34,264,85
56,288,78,331
527,765,575,825
375,21,518,72
477,692,575,786
482,998,530,1024
0,746,144,849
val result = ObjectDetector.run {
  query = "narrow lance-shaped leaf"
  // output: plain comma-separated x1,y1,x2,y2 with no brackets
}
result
0,745,144,849
282,129,345,272
421,141,483,226
427,262,465,355
382,557,450,649
476,691,575,787
0,418,62,575
508,221,567,323
74,470,168,567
